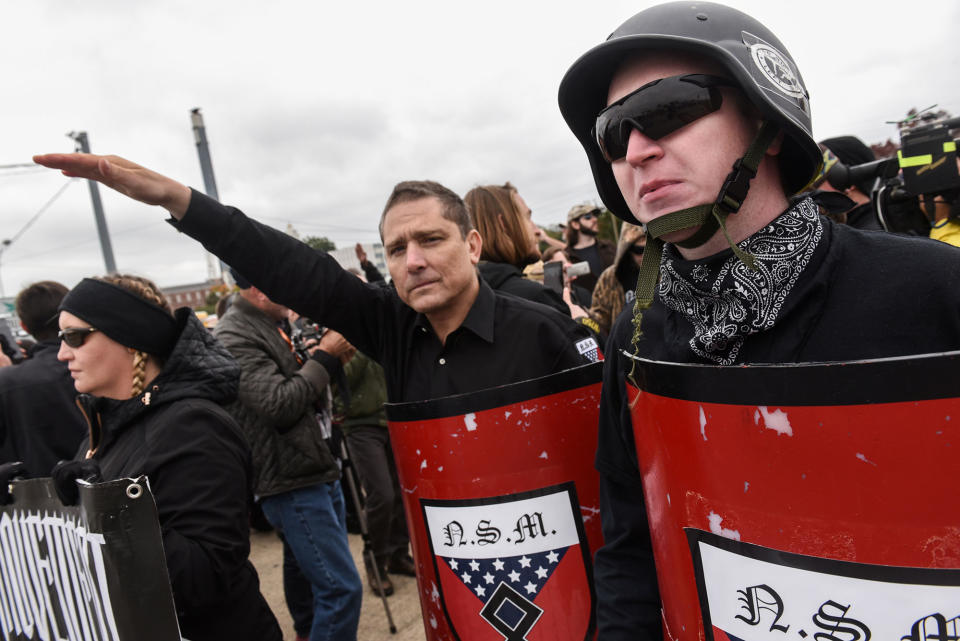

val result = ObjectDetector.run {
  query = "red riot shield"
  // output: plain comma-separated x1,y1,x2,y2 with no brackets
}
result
627,351,960,640
386,363,604,641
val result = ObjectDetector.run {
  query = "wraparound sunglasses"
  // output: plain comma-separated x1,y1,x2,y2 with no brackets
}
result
594,74,735,163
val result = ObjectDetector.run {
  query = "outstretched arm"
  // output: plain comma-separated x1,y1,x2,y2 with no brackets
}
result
32,153,192,219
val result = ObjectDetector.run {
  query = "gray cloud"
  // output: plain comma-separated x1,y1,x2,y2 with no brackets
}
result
2,0,958,295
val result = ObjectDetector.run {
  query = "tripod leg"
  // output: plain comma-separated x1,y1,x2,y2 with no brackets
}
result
340,438,398,634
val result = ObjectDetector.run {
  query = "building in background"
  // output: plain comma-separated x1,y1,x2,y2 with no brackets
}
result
162,280,222,309
327,243,388,281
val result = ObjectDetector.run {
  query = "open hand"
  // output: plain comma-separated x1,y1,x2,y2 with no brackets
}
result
32,153,192,219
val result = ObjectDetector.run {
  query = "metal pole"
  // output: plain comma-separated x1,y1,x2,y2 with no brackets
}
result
0,241,8,300
190,109,227,283
68,131,117,274
190,108,220,200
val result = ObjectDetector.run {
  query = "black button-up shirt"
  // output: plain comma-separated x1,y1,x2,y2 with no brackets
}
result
176,191,598,403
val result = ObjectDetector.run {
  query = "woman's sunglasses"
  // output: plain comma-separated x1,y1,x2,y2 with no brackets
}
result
59,327,98,348
628,244,645,256
594,74,735,163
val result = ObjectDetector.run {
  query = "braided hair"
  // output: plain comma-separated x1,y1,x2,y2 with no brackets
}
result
96,274,172,397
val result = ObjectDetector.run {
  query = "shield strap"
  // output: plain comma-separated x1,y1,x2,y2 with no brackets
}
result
628,121,781,373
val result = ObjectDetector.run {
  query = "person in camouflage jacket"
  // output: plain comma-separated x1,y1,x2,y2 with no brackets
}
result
588,223,646,341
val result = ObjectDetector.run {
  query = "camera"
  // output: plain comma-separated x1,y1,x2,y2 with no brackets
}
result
819,108,960,235
290,320,325,363
874,110,960,234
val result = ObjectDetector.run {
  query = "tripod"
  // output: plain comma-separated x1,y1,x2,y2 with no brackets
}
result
337,434,398,634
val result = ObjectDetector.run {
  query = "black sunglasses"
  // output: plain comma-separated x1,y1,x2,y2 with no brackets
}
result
59,327,98,348
578,213,597,222
628,244,645,256
594,74,734,163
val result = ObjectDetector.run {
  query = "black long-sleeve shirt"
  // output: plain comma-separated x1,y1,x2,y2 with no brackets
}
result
175,190,599,403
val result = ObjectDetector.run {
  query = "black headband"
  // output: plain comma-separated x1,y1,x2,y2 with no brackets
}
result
59,278,178,357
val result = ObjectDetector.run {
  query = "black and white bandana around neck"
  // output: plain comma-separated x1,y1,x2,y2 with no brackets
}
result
658,197,824,365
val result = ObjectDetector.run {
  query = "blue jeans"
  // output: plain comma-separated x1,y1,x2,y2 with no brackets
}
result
280,535,314,638
261,482,362,641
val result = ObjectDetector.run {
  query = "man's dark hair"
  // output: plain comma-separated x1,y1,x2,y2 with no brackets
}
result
16,281,69,340
379,180,473,240
565,225,581,248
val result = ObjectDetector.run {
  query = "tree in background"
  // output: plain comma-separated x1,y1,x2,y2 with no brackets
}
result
597,209,621,245
303,236,337,252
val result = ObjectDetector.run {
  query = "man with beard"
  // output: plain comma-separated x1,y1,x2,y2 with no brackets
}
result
564,203,615,292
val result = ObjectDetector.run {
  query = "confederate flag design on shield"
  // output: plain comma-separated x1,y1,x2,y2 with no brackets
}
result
421,482,595,641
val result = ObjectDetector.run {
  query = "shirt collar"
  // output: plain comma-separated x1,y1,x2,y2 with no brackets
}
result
412,275,495,343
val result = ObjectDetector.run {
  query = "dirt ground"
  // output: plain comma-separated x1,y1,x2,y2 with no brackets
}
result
248,529,428,641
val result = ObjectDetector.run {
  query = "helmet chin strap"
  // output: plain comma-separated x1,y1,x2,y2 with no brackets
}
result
628,121,781,368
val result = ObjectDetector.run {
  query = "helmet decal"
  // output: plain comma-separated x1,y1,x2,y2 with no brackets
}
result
742,31,806,100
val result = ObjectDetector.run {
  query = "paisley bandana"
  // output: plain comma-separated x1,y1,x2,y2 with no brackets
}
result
658,198,823,364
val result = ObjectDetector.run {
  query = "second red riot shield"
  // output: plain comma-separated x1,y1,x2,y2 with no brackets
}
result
627,351,960,640
386,362,603,641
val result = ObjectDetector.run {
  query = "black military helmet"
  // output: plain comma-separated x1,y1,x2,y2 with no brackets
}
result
558,1,821,225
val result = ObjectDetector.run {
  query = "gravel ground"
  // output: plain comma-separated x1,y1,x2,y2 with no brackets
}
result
248,529,428,641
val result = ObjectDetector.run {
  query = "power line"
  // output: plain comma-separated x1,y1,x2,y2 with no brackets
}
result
0,167,50,178
0,163,39,170
6,179,77,247
5,219,168,264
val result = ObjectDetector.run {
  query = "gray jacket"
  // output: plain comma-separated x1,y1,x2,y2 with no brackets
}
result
214,295,338,497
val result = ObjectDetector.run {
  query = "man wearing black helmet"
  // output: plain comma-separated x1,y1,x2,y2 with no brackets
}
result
558,2,960,638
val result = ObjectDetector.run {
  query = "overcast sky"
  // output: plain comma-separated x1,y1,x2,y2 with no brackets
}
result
2,0,958,296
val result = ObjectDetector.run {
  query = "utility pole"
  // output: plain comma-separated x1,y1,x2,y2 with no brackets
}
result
0,240,10,300
190,108,226,282
68,131,117,274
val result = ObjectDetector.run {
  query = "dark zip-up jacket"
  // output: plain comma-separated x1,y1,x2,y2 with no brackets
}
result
76,310,280,641
478,260,571,316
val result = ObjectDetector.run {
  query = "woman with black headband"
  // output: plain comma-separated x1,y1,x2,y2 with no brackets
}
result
57,274,281,641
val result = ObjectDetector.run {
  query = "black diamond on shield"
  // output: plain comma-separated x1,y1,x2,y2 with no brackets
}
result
480,582,543,641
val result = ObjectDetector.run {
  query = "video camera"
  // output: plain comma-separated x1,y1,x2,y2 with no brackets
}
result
819,107,960,235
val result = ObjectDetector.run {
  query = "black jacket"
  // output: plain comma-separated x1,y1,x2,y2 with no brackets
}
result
478,261,570,316
0,340,86,477
76,310,280,641
595,210,960,640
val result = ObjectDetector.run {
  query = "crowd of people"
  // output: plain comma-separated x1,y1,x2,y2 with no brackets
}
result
2,1,959,640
